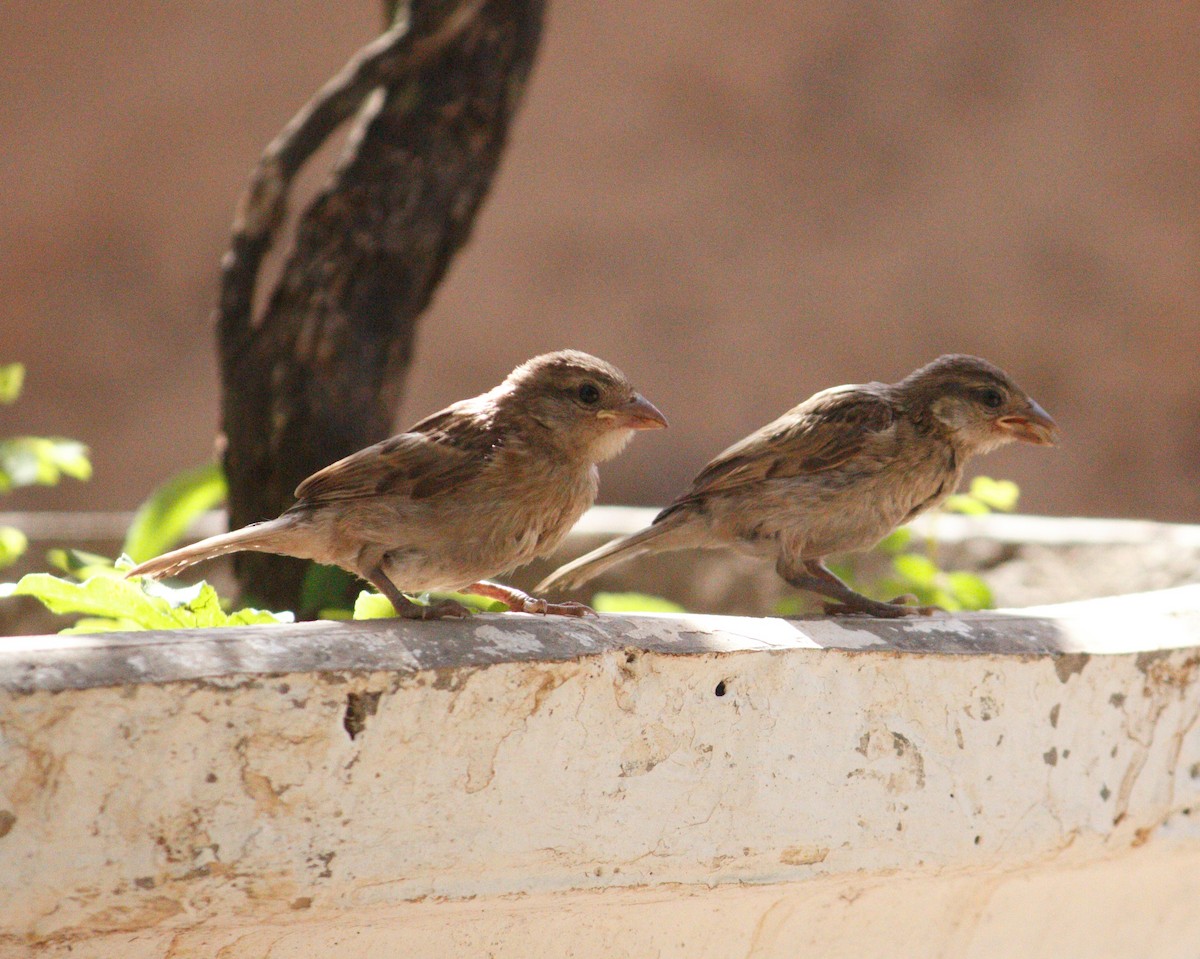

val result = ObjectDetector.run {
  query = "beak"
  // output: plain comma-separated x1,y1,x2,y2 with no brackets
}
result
603,393,668,431
998,399,1059,446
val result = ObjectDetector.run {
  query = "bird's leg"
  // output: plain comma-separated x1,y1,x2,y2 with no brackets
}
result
464,580,595,618
780,559,939,618
364,566,471,620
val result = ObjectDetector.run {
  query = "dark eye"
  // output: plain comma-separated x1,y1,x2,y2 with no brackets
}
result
979,388,1005,409
577,383,601,405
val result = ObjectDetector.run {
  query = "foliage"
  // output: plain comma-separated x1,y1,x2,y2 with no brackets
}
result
0,363,92,569
0,551,292,634
351,590,508,619
831,476,1020,613
590,591,687,614
123,462,227,562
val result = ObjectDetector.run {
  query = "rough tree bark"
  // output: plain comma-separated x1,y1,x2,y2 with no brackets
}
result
216,0,544,612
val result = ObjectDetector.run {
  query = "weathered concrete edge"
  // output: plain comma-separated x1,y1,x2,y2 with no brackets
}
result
7,508,1200,548
3,584,1199,694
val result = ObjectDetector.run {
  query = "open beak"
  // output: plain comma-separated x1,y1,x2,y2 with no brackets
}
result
998,399,1059,446
604,393,668,431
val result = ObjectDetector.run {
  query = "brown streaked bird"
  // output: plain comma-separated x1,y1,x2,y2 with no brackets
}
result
127,351,667,619
538,355,1058,618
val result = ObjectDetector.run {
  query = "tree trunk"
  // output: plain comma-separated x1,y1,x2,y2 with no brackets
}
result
216,0,544,612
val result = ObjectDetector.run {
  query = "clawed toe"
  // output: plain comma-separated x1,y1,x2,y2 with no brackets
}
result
822,598,938,619
522,598,596,618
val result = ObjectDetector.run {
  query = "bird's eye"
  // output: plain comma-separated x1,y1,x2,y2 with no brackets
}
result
577,383,601,405
979,388,1005,409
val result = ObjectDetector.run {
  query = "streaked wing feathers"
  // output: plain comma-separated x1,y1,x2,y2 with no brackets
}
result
293,400,498,505
661,385,894,513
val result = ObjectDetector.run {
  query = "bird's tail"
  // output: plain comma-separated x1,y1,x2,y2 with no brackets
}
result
536,515,693,594
125,517,301,580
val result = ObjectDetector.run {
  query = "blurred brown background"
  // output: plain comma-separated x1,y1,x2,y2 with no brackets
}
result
2,1,1197,522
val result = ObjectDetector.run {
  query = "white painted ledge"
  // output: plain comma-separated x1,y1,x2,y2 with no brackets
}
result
3,586,1200,957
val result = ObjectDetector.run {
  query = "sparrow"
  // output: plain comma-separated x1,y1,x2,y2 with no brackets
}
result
127,351,667,619
538,355,1058,618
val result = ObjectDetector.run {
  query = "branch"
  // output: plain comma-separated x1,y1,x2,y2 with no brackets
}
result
217,0,487,363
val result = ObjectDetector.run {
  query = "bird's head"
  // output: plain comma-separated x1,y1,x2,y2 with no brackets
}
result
501,350,668,462
900,354,1060,455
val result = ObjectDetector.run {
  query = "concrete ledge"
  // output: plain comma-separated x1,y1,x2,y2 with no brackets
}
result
3,587,1200,956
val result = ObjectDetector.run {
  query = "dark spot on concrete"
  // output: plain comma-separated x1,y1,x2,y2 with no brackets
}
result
277,683,290,694
855,732,870,756
1109,692,1126,708
1049,704,1060,728
343,691,382,741
315,851,335,879
1190,762,1200,780
0,810,15,838
1043,747,1058,766
1111,745,1119,758
974,835,982,845
1100,785,1111,801
714,681,727,697
290,896,313,910
1061,749,1070,759
1053,653,1088,684
182,864,211,880
205,772,217,783
134,876,156,889
1135,650,1171,676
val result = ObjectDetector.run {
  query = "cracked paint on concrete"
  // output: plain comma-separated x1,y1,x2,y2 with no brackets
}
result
1,588,1200,957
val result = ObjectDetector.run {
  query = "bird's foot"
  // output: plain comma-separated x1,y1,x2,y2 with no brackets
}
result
396,598,473,620
520,598,596,617
464,581,597,618
821,595,941,618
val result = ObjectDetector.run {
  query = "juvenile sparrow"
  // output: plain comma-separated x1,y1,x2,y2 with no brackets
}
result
538,355,1058,618
128,351,667,619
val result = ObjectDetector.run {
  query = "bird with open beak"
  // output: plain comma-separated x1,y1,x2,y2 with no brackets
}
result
539,354,1057,618
128,351,667,619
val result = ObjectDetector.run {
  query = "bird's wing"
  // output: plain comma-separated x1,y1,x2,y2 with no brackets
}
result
660,384,895,513
293,399,498,506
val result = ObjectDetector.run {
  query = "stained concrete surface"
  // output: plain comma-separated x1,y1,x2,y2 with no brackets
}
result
2,586,1199,956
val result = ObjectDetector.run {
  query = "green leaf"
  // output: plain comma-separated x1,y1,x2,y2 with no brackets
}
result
946,571,994,610
891,553,939,587
353,591,398,620
8,572,179,627
317,607,353,621
591,591,686,614
943,493,990,515
123,462,227,562
969,476,1020,512
0,363,24,404
61,616,146,635
350,589,507,619
0,525,27,568
774,596,805,616
300,563,359,615
0,437,91,492
6,569,292,632
46,548,125,580
876,527,913,555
